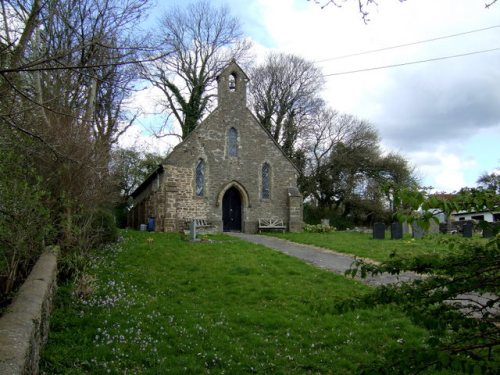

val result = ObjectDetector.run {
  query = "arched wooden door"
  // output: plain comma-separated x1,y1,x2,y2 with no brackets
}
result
222,186,242,232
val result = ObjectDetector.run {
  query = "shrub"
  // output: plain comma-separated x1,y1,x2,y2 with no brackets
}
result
58,207,118,282
90,208,118,244
343,235,500,373
57,251,89,282
303,204,355,230
0,152,53,305
304,223,335,233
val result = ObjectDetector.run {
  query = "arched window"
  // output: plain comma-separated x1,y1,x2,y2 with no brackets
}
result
261,162,270,199
228,127,238,157
228,72,236,91
195,159,205,196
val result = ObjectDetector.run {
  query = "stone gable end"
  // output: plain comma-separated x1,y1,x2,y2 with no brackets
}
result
129,60,304,233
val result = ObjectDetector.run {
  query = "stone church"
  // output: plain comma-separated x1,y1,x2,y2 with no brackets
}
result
128,61,303,233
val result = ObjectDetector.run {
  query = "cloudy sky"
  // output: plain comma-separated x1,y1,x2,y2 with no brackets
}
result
123,0,500,192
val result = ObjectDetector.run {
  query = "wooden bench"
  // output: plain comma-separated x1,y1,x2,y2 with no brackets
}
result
258,217,286,233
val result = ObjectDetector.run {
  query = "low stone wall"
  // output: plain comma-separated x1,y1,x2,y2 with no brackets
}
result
0,246,59,375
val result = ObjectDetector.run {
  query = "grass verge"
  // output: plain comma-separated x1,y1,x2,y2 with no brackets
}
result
265,231,479,262
41,230,429,374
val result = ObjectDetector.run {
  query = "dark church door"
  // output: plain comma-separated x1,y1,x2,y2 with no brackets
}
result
222,186,242,232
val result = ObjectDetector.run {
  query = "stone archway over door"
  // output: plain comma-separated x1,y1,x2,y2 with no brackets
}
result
222,186,242,231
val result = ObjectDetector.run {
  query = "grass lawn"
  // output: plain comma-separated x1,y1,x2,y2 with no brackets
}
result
266,231,479,262
41,230,431,374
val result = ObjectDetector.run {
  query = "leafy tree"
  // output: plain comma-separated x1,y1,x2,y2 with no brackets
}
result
109,147,166,228
142,0,251,140
341,187,500,374
249,52,325,158
477,170,500,194
299,107,417,225
111,147,166,200
377,152,420,213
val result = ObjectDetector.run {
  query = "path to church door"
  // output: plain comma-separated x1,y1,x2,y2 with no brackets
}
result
222,186,242,232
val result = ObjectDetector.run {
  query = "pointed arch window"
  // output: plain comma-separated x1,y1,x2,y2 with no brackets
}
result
228,127,238,157
195,159,205,197
261,162,271,199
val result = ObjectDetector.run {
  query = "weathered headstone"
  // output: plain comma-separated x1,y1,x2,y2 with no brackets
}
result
391,222,403,240
402,221,411,236
439,223,448,234
373,222,385,240
190,220,197,241
462,222,473,238
483,226,494,238
428,220,440,234
412,222,425,239
481,222,499,238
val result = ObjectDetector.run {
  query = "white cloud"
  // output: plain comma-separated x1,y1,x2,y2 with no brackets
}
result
409,145,478,192
250,0,500,192
117,122,175,155
130,0,500,192
123,83,164,115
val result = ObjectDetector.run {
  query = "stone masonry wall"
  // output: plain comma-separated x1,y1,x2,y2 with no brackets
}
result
288,188,304,232
131,61,304,233
0,247,59,375
163,61,302,233
163,165,211,232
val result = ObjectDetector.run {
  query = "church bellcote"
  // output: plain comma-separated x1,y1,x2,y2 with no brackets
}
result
217,60,248,108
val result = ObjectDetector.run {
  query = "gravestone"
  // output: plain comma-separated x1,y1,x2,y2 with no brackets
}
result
483,227,493,238
373,222,385,240
412,222,425,239
428,220,440,234
439,223,448,234
483,227,494,238
402,221,411,236
190,220,198,241
462,222,473,238
391,222,403,240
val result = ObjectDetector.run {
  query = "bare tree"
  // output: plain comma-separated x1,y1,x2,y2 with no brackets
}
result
1,0,152,152
249,52,324,158
142,0,251,139
300,106,416,224
301,109,380,209
1,0,152,253
309,0,407,22
310,1,497,22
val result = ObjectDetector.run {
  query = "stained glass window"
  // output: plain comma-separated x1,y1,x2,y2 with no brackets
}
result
262,163,270,199
195,159,205,196
228,127,238,157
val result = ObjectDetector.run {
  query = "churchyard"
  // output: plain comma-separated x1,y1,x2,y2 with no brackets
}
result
40,230,441,374
266,231,477,263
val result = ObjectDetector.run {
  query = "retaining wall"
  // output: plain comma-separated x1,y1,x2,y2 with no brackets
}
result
0,247,59,375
